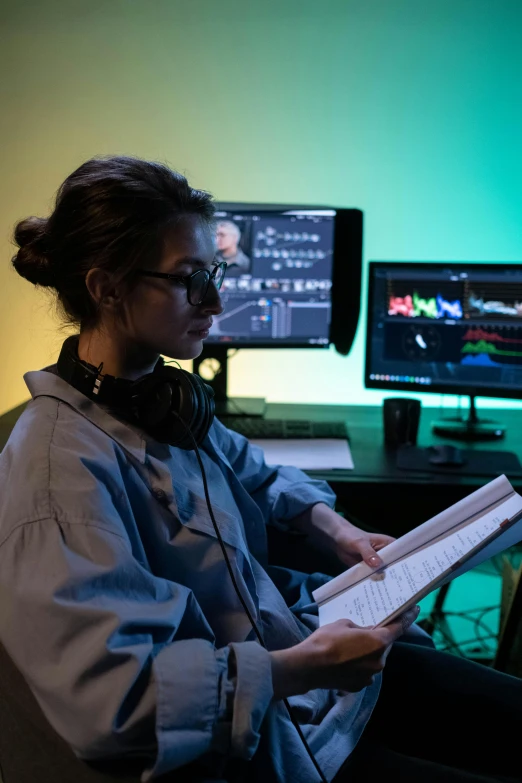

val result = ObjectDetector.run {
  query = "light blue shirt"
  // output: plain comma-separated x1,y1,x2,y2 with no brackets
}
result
0,369,380,782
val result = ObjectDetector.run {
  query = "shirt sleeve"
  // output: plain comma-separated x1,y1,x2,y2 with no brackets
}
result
212,419,337,528
0,518,273,780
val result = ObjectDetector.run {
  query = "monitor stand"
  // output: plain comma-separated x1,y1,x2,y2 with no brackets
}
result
431,394,505,441
193,346,266,418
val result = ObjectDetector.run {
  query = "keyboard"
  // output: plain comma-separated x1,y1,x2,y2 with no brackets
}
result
220,417,349,440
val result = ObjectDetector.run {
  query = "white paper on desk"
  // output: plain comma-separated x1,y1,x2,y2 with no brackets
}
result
313,474,522,628
250,438,354,470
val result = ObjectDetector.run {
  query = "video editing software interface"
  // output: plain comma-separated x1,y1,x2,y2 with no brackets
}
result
207,208,335,345
366,263,522,394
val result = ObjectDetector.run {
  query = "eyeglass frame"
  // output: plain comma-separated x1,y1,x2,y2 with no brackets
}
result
136,261,227,306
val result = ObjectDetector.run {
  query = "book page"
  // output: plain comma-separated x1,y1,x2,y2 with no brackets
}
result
318,492,522,628
313,474,514,606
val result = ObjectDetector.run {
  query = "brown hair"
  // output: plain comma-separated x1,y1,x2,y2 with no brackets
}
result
12,156,215,328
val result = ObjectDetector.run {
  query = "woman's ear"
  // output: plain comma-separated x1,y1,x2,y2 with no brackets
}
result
85,268,124,314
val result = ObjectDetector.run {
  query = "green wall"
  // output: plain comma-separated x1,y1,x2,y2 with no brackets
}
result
1,0,522,414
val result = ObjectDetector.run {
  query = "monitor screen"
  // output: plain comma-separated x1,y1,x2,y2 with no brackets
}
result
365,262,522,401
207,206,336,347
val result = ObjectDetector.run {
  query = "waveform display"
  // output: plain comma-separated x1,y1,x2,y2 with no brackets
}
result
388,291,463,319
461,340,522,358
462,327,522,345
468,294,522,317
437,295,463,319
468,280,522,320
461,354,502,368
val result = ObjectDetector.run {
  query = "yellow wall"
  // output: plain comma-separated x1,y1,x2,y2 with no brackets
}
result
2,0,522,415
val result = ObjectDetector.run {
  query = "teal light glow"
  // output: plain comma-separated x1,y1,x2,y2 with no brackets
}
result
1,0,522,413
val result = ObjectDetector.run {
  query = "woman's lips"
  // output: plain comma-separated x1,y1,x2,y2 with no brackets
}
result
189,321,212,337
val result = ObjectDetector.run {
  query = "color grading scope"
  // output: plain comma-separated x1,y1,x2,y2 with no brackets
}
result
365,262,522,440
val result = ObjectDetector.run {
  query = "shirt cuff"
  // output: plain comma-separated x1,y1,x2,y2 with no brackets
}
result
142,639,273,780
269,470,337,530
228,641,274,759
143,638,223,780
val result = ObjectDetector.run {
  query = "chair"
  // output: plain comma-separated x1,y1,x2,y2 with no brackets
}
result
0,642,233,783
0,641,145,782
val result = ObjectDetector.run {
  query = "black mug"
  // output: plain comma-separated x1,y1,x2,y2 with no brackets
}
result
383,397,421,448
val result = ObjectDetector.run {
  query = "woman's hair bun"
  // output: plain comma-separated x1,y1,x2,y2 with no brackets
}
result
12,216,55,287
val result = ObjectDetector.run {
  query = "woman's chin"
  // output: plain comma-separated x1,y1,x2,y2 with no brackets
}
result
167,339,204,362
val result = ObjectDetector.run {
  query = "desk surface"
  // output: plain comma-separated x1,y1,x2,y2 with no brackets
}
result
265,402,522,488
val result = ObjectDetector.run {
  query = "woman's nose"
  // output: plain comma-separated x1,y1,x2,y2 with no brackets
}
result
201,282,224,315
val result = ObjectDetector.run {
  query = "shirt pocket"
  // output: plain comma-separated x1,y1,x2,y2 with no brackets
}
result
167,478,250,561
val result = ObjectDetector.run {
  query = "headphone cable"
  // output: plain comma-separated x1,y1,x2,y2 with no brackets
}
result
175,416,328,783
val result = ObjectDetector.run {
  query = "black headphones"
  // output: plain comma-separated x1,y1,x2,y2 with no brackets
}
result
56,335,215,449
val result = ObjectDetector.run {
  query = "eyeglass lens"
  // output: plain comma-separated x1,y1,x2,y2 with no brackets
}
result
189,265,226,305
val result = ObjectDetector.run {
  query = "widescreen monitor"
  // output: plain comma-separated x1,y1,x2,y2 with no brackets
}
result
365,261,522,438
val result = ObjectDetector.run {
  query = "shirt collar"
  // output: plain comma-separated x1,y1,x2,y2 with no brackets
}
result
24,369,146,464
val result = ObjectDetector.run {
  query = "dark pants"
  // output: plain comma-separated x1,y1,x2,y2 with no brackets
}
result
334,641,522,782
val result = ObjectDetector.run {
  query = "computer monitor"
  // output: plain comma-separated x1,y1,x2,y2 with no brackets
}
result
194,203,363,415
365,261,522,440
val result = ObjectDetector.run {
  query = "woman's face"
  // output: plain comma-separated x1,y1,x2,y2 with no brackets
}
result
120,214,223,361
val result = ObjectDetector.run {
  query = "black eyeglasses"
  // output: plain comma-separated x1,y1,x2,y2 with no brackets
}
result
137,261,227,306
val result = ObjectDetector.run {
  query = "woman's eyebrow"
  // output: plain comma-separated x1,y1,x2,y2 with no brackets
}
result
163,256,216,274
174,256,207,268
161,257,207,274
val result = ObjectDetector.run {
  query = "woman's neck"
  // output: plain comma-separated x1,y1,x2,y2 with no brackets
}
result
78,329,158,381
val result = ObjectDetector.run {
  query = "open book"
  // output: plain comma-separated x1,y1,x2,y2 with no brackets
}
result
313,474,522,628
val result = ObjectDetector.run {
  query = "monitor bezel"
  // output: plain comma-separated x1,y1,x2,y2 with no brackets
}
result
208,203,363,355
364,260,522,401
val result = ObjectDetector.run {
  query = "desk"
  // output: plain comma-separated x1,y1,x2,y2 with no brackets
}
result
257,403,522,580
2,400,522,538
264,402,522,540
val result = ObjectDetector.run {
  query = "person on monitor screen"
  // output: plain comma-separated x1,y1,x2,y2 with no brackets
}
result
1,156,521,783
215,219,251,275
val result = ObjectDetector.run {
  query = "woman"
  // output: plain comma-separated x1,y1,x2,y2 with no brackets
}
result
0,156,520,783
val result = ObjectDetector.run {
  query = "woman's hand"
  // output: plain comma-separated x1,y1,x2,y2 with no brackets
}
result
289,503,395,569
328,520,395,569
270,606,420,699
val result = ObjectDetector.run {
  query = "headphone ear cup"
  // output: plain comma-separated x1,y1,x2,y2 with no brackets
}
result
185,372,215,444
134,377,174,430
135,367,214,449
166,370,198,449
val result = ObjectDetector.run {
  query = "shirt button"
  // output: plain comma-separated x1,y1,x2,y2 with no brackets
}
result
153,488,167,502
